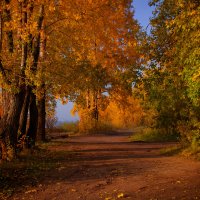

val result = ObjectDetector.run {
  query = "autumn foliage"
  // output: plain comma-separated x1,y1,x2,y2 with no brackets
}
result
0,0,142,161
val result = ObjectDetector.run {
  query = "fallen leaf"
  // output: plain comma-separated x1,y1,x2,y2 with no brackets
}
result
117,193,124,198
105,197,112,200
25,189,37,194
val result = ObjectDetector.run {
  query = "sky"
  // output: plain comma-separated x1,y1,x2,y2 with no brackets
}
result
133,0,154,31
56,0,154,122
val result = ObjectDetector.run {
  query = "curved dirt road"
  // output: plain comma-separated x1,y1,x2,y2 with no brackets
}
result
11,132,200,200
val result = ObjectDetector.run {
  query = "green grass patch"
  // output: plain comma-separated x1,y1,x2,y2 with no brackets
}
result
58,121,79,133
160,144,200,160
130,128,180,142
160,145,183,156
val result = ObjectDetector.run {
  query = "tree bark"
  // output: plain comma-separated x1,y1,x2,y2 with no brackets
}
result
25,4,44,148
18,86,30,140
4,0,14,53
26,90,38,148
37,84,46,142
0,89,25,160
37,12,46,142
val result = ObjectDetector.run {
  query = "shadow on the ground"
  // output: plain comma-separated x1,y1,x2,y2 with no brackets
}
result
0,134,174,198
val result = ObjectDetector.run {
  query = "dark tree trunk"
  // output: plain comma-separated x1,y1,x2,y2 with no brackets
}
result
4,0,14,53
18,86,30,140
25,4,44,148
37,9,46,142
7,91,25,148
1,89,10,119
24,4,44,148
37,85,46,142
26,90,38,148
0,89,25,160
0,90,10,161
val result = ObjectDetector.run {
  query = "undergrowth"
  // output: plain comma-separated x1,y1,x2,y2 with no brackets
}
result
58,121,79,133
0,142,73,199
130,127,200,159
160,145,183,156
160,145,200,160
130,128,180,142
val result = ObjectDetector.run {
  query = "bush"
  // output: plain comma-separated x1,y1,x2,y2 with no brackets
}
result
58,121,79,133
130,128,180,142
177,120,200,146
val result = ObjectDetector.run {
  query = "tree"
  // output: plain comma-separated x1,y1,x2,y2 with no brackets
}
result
59,0,141,131
141,0,200,143
0,0,142,160
0,0,49,159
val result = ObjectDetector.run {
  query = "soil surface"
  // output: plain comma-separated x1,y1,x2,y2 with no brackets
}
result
10,132,200,200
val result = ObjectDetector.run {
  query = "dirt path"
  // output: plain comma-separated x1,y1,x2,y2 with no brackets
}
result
11,132,200,200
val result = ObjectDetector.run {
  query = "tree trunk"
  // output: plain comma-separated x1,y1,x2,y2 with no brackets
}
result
0,89,25,160
37,84,46,142
4,0,14,53
26,90,38,148
0,139,7,161
18,86,30,140
37,12,46,142
25,4,44,148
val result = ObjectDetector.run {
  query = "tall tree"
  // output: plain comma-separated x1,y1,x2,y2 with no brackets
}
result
141,0,200,142
0,0,50,159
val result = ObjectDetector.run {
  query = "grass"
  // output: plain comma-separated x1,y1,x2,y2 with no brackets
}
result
181,147,200,160
159,145,200,161
58,121,79,133
159,136,200,159
160,145,183,156
0,142,73,199
130,128,180,143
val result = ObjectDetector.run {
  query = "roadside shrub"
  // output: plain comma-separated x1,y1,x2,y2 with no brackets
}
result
177,120,200,146
58,121,79,133
130,127,180,142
